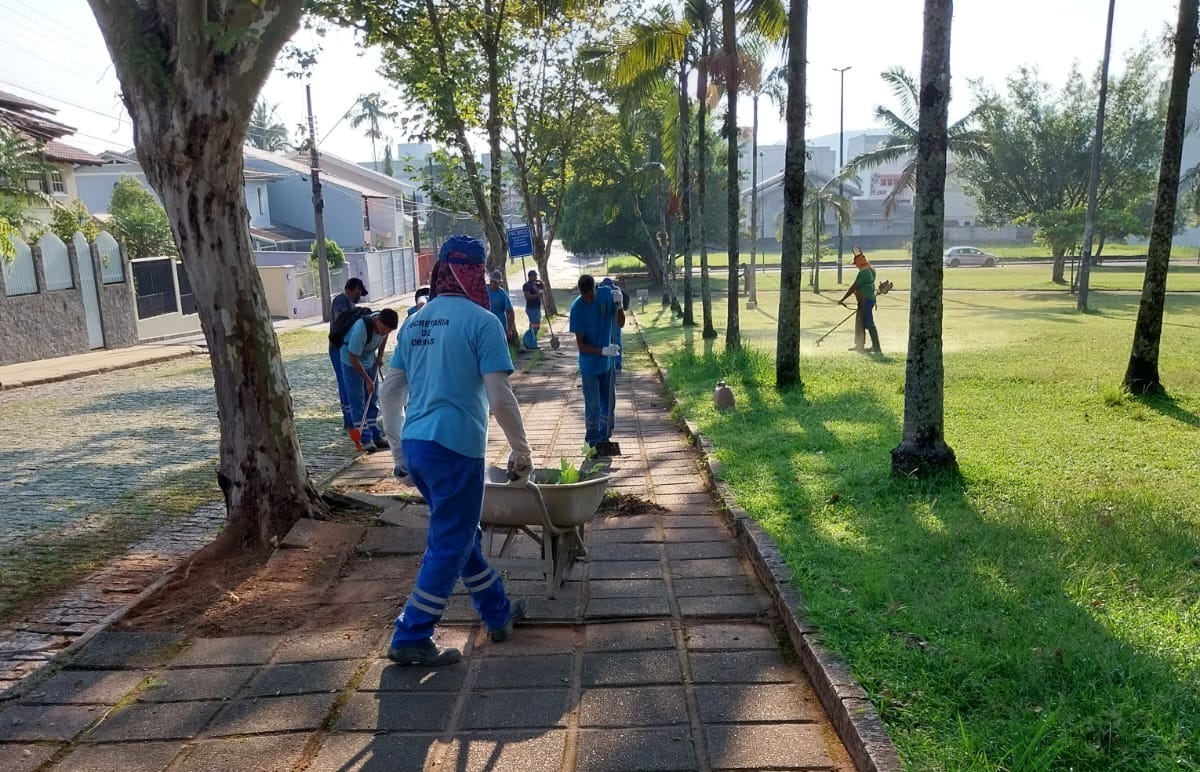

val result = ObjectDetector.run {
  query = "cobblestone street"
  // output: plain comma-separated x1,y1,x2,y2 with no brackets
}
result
0,329,354,550
0,330,360,687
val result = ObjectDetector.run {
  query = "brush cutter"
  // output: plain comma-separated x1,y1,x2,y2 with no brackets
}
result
814,308,857,347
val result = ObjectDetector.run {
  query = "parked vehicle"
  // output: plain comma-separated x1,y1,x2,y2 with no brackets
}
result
943,246,1001,267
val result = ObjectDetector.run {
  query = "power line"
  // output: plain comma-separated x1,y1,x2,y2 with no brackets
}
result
0,78,126,125
0,30,107,85
9,0,107,51
0,11,105,73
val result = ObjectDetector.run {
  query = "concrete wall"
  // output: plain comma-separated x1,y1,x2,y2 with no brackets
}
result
0,236,138,366
245,181,272,228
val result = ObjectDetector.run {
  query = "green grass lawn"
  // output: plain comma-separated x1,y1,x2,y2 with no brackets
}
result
605,245,1200,272
618,263,1200,295
634,289,1200,770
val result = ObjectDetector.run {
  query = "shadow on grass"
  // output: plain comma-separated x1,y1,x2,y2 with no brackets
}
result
653,342,1200,770
1139,392,1200,428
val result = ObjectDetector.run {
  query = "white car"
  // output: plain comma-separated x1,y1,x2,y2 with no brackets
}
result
943,246,1001,267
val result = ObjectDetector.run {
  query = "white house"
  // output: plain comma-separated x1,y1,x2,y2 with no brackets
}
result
0,90,103,224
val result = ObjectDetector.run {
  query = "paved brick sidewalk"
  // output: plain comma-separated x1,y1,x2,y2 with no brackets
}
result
0,336,854,771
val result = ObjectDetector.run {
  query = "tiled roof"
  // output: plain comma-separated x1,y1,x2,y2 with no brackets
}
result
43,140,103,166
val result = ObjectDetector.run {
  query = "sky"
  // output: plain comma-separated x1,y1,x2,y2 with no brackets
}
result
0,0,1184,163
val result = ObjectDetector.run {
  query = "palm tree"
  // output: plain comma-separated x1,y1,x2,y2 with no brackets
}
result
1123,0,1199,394
246,100,289,151
718,0,786,349
846,65,988,217
349,92,399,167
721,0,741,349
742,38,785,308
586,4,695,322
890,0,958,477
804,175,853,294
775,0,808,389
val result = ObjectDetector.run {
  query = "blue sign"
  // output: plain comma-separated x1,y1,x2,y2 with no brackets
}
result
507,226,533,259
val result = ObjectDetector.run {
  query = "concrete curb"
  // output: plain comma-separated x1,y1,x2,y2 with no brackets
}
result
633,319,903,772
0,346,206,391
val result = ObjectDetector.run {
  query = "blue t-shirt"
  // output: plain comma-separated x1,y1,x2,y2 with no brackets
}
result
329,293,355,350
340,315,386,371
488,287,513,331
569,285,618,377
392,296,514,459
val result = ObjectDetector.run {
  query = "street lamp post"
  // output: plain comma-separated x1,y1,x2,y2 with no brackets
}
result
834,66,851,284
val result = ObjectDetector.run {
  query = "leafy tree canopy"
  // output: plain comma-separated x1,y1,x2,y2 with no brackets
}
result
960,45,1166,255
108,176,176,259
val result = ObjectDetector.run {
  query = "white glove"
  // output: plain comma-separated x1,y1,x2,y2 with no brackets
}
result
610,287,623,307
602,344,621,357
507,452,533,482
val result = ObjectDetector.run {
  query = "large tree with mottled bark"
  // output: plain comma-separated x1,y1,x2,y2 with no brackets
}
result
890,0,958,477
1124,0,1199,395
87,0,324,547
774,0,807,389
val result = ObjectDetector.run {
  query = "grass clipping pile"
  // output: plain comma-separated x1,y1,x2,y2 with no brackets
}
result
116,494,420,637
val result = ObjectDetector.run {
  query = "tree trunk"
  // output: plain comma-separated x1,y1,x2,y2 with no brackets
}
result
722,0,741,350
424,0,505,266
1076,0,1116,312
1125,0,1198,395
1051,247,1067,283
679,60,696,326
484,21,508,273
87,0,324,549
697,33,717,340
891,0,959,477
776,0,808,389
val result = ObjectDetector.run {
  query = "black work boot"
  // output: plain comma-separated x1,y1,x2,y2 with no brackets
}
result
386,639,462,667
489,598,527,643
867,327,882,354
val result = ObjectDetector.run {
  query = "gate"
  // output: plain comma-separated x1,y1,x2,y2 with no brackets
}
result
70,233,105,349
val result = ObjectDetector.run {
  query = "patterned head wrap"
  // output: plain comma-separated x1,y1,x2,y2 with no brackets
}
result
431,235,489,309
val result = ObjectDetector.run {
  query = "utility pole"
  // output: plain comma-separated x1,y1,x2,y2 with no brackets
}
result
306,84,333,322
834,66,851,285
1077,0,1116,311
748,94,759,309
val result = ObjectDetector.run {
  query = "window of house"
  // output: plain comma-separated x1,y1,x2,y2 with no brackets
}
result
49,169,66,194
256,186,265,215
26,176,48,194
363,199,371,230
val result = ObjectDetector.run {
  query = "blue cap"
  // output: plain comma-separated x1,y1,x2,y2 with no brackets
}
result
438,235,487,265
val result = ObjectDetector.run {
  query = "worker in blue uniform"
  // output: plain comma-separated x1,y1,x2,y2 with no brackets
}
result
569,274,624,457
386,235,533,666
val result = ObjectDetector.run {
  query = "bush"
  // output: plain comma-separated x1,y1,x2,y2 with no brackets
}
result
310,238,345,269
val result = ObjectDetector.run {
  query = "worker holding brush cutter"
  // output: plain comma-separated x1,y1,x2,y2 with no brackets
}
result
839,246,882,355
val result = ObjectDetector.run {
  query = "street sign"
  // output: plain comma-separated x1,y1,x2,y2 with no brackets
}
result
507,226,533,260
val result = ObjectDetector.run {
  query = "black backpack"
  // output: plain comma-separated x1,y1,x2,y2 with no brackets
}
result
329,307,373,347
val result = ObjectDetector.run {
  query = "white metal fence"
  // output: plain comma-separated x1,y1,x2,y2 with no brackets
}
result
38,233,74,291
3,237,38,296
96,231,126,284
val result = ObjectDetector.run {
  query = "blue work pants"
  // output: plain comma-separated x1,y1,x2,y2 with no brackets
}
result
390,440,511,647
580,368,617,446
330,347,352,428
342,361,382,442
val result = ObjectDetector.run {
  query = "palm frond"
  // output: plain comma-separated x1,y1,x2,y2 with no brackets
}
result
882,158,918,218
880,66,919,125
739,0,787,43
873,107,917,140
845,143,913,174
